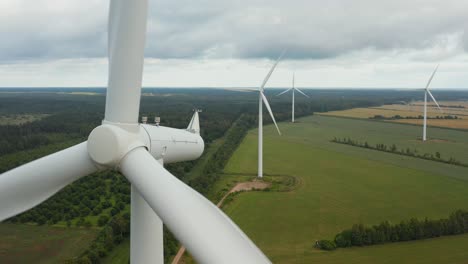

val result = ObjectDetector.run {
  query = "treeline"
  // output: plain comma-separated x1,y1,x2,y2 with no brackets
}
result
188,114,256,195
371,114,460,120
0,112,99,156
331,137,466,167
317,209,468,250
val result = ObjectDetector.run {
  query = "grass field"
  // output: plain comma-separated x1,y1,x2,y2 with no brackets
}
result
0,223,98,264
221,115,468,263
320,101,468,130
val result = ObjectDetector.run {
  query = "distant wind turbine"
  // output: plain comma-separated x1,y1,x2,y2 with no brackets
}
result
225,54,284,178
276,73,309,122
421,65,442,141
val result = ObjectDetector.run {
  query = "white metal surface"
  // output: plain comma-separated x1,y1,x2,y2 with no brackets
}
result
277,73,309,123
187,111,201,134
422,65,440,142
105,0,148,124
292,73,295,122
121,147,271,264
258,94,263,178
0,142,99,221
260,92,281,135
292,87,295,122
87,124,149,167
423,91,427,141
131,184,164,264
142,124,204,163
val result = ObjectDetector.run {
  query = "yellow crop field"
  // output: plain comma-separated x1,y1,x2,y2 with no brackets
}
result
319,101,468,130
390,119,468,130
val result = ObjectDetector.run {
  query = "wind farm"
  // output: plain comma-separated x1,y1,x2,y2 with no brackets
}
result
1,1,468,264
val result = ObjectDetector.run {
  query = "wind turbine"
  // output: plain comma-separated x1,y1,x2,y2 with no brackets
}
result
421,65,442,141
224,55,283,178
229,56,283,178
276,73,309,122
0,1,270,264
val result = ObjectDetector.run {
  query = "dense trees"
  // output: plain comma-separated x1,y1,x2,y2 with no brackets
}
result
318,210,468,250
188,114,256,195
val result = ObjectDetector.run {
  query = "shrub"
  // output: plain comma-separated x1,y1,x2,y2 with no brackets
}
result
317,240,337,251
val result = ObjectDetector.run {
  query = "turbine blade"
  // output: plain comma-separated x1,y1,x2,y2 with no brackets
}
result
276,88,292,96
427,90,442,111
105,0,148,124
261,92,281,135
292,72,295,89
294,88,310,98
120,148,271,264
260,51,286,91
222,88,258,92
425,64,439,90
0,142,99,221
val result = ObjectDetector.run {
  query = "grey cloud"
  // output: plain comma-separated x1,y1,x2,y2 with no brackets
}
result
1,0,467,62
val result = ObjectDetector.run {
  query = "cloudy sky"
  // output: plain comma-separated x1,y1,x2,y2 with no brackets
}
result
1,0,468,88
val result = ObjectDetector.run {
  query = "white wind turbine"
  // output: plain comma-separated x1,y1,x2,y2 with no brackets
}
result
276,73,309,122
421,65,442,141
0,1,270,264
230,56,283,178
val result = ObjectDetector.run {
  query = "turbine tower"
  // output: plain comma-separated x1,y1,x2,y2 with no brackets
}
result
0,1,271,263
277,73,309,122
422,65,442,141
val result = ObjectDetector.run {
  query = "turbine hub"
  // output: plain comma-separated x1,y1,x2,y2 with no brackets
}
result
87,124,148,167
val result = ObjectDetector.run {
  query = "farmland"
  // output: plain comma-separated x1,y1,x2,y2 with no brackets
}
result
0,223,98,264
221,115,468,263
320,101,468,130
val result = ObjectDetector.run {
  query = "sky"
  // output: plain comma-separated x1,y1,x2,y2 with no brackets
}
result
1,0,468,89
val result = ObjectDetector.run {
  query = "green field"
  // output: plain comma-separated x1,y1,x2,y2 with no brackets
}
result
222,115,468,263
0,223,98,264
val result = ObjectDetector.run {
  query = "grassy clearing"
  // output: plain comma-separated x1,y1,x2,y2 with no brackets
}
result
222,115,468,263
0,223,98,264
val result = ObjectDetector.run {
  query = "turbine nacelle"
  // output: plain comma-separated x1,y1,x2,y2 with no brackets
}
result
87,122,204,168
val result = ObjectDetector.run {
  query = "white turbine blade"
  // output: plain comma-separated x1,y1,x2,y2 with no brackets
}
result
276,88,292,96
424,64,439,90
294,87,310,98
292,72,295,89
260,92,281,135
0,142,99,221
120,148,271,264
222,88,258,92
260,51,286,91
427,89,442,111
105,0,148,124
